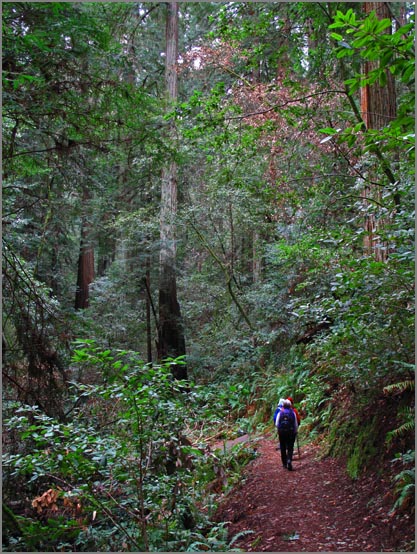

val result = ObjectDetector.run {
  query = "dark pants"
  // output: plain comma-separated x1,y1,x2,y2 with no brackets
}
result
278,431,296,466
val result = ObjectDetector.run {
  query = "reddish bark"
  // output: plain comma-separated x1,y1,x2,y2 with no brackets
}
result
74,220,95,310
361,2,396,262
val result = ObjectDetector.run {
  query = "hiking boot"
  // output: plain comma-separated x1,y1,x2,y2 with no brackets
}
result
287,461,293,471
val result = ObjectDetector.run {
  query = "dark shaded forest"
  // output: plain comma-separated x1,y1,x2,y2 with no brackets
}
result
2,2,415,551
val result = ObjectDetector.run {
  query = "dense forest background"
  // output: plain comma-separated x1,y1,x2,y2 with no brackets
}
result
2,1,415,551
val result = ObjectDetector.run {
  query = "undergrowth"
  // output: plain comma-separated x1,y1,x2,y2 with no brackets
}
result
3,338,414,551
2,342,256,552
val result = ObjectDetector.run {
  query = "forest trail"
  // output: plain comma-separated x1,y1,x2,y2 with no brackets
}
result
214,436,413,552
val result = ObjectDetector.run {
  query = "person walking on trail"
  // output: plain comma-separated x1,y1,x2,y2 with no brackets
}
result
287,397,301,426
273,398,286,426
273,399,286,452
276,398,298,470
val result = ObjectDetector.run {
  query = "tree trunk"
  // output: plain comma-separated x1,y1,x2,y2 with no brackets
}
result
97,218,116,278
145,260,153,364
361,2,396,262
361,3,397,130
252,231,262,283
75,215,95,310
158,1,187,380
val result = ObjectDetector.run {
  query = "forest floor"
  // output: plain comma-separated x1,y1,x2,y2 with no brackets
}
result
213,435,414,552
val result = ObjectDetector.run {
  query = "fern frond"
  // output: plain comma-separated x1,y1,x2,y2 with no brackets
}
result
187,540,211,551
228,529,254,548
384,379,415,395
394,468,415,483
386,407,415,444
386,420,415,444
392,483,415,511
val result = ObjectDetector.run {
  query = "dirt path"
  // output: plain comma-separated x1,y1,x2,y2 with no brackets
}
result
214,436,414,552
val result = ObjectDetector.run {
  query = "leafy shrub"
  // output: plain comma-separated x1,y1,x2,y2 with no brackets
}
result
2,342,251,552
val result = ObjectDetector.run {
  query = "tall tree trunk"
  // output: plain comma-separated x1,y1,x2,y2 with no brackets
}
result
97,214,116,278
145,259,153,364
361,2,396,262
75,57,96,308
361,3,397,130
158,2,187,379
75,206,95,310
252,231,262,283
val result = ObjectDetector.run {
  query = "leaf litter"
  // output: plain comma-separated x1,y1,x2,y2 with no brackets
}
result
214,436,414,551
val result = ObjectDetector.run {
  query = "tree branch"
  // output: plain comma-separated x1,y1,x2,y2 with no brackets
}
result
225,90,346,121
188,218,254,331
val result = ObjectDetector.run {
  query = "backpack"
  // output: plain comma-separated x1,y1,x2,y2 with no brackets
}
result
277,407,295,433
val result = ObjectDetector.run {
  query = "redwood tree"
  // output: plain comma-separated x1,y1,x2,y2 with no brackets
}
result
158,1,187,379
74,215,95,310
361,2,397,261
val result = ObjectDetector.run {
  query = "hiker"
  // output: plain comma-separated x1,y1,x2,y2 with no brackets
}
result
287,397,301,427
272,399,286,451
275,398,298,470
273,398,286,426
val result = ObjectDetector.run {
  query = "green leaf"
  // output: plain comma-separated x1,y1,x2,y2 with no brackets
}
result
379,71,387,87
353,122,365,132
401,63,415,84
380,50,394,67
318,127,338,135
352,36,372,48
329,21,346,29
336,48,354,59
346,9,356,25
376,19,392,34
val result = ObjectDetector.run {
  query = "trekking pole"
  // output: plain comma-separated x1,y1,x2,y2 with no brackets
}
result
297,434,301,458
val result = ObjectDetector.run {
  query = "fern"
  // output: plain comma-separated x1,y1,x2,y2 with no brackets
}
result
187,540,213,551
394,468,415,482
392,472,415,513
383,379,415,395
390,450,415,514
228,529,254,548
392,483,415,512
386,407,415,444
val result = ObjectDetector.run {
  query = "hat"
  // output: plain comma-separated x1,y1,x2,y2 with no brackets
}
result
287,397,293,404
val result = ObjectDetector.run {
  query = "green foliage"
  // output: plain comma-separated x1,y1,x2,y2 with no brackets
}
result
383,376,415,395
2,343,254,551
345,420,379,479
309,248,413,381
330,9,414,91
390,450,415,514
386,407,415,445
2,3,415,550
251,351,307,415
321,8,415,166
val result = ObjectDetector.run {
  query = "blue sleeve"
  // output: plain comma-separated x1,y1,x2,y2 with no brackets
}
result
275,411,281,427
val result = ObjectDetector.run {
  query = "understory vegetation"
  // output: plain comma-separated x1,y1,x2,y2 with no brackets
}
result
2,2,414,551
